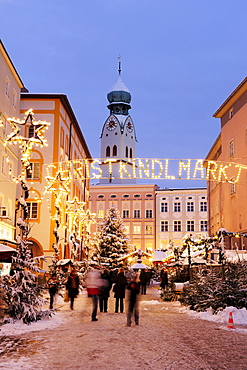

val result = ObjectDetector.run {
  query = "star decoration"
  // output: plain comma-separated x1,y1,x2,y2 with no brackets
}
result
81,209,96,232
66,197,86,218
6,109,50,146
44,170,71,195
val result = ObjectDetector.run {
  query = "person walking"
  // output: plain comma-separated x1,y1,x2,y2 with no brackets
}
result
126,275,140,327
160,268,168,290
86,266,104,321
139,269,148,295
99,269,112,313
47,274,58,309
113,267,127,313
66,269,80,310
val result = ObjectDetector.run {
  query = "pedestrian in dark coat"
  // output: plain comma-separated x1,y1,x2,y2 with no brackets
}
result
66,269,80,310
126,275,140,326
113,267,127,313
47,274,58,309
160,268,168,290
139,269,148,295
99,269,112,313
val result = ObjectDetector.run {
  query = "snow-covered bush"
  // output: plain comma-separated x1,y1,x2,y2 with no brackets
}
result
179,261,247,313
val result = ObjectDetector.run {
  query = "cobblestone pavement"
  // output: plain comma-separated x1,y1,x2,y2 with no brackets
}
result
1,286,247,370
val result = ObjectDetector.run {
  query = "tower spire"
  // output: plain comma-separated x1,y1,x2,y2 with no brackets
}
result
118,55,121,75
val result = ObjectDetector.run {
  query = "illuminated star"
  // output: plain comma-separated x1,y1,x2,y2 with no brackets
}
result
45,171,71,194
6,109,50,146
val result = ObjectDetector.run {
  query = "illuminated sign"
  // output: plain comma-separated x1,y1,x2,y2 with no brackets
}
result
44,159,247,183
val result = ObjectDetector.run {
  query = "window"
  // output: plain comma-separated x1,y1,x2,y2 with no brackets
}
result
123,210,129,218
124,225,130,234
187,220,195,232
134,210,140,218
145,225,153,234
130,148,132,158
174,221,181,232
146,194,152,198
12,89,17,109
200,221,207,232
146,210,152,218
230,179,236,195
174,202,181,212
200,201,207,212
27,202,38,219
125,146,128,157
106,146,110,157
161,221,168,232
123,194,129,198
26,162,40,180
134,194,140,198
60,129,64,148
97,210,104,218
110,194,117,198
229,139,234,157
187,202,194,212
97,195,104,199
229,108,234,119
161,202,168,212
1,155,6,175
133,225,141,234
5,77,10,98
113,145,117,156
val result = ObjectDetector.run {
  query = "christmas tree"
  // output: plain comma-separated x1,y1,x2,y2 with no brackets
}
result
92,206,130,268
0,228,52,324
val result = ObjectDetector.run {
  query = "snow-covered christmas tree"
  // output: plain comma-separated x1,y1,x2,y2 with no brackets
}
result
92,206,130,267
0,230,51,324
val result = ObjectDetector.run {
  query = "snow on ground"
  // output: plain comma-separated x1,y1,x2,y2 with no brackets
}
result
175,303,247,330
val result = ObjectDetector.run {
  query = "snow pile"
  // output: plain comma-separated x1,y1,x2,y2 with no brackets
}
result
178,304,247,325
0,311,66,336
141,300,162,305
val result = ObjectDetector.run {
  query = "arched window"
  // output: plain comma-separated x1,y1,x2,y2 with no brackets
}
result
125,146,128,157
113,145,117,156
130,148,133,158
106,146,110,157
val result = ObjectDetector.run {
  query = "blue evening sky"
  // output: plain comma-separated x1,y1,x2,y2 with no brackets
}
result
1,0,247,187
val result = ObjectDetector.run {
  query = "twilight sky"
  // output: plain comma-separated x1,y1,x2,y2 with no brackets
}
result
1,0,247,187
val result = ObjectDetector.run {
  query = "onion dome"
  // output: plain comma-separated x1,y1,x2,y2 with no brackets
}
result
107,62,131,116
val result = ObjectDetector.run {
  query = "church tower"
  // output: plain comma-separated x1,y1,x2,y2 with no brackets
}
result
99,62,137,184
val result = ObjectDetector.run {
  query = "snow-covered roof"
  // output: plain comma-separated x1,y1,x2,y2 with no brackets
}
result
109,74,130,93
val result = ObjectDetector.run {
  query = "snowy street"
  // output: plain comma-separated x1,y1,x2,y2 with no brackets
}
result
1,285,247,370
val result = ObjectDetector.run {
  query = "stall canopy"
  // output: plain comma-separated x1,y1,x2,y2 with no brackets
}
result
0,244,17,261
130,262,149,269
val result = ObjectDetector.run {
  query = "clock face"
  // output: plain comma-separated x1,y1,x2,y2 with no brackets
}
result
126,121,133,132
106,120,117,131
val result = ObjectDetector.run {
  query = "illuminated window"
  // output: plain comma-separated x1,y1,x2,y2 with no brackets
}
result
229,139,234,157
187,202,194,212
187,220,194,232
161,221,168,232
200,221,207,232
27,202,38,219
146,210,152,218
174,221,181,232
97,210,104,218
133,225,141,234
26,162,40,180
174,202,181,212
113,145,117,156
200,201,207,212
134,210,140,218
106,146,110,157
161,202,168,212
124,225,130,234
145,225,153,234
123,210,129,218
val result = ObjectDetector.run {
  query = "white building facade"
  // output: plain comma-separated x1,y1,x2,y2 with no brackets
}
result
156,188,208,250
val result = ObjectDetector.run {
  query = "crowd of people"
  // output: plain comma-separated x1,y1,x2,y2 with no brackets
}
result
47,266,168,327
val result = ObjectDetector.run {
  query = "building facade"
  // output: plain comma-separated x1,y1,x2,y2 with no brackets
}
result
206,77,247,250
156,188,207,250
